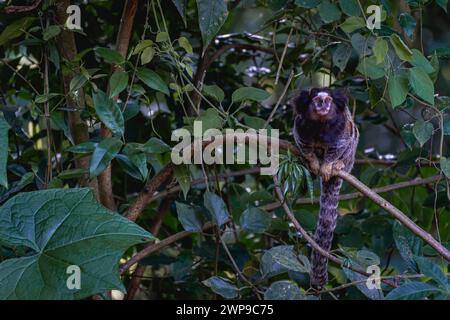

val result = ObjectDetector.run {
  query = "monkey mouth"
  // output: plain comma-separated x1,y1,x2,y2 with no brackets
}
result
315,106,330,115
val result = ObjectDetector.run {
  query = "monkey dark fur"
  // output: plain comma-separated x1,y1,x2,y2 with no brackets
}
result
292,88,359,288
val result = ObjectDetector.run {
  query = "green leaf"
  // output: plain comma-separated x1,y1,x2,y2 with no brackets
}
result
197,0,228,47
333,43,352,71
399,13,416,38
43,25,61,41
390,34,413,61
414,256,449,289
109,71,129,98
393,221,423,272
140,47,155,65
239,206,272,233
261,245,310,274
410,49,434,74
132,39,153,55
356,56,385,79
176,202,202,232
232,87,270,103
202,276,238,299
339,0,360,16
373,38,388,64
294,0,320,8
343,267,384,300
93,90,125,137
116,153,148,181
173,165,191,199
0,117,10,188
178,36,193,54
318,1,341,24
408,67,435,105
0,17,35,46
385,282,441,300
388,75,408,108
67,141,97,154
156,31,169,43
69,74,88,93
57,168,88,180
196,108,224,132
89,137,123,177
136,68,169,95
204,192,229,227
440,157,450,179
95,47,124,65
0,188,153,299
171,0,187,26
143,137,171,154
203,84,225,103
340,16,365,33
412,120,433,147
35,93,61,104
264,281,305,300
436,0,448,12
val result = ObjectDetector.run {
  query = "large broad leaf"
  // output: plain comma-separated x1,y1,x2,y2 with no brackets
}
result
264,281,305,300
202,276,238,299
385,282,441,300
393,221,423,272
356,56,385,79
340,16,365,33
94,47,124,65
196,0,228,47
373,38,388,64
93,90,125,137
412,120,433,147
0,188,153,299
89,137,123,177
0,117,9,188
343,267,384,300
109,70,129,98
261,245,310,275
414,256,449,290
136,68,169,95
339,0,360,16
0,17,35,46
203,84,225,103
410,49,434,74
176,202,202,232
295,0,320,8
203,192,229,227
318,1,341,24
239,206,272,233
390,34,413,61
388,75,408,108
409,67,435,105
333,43,352,71
171,0,187,26
231,87,271,103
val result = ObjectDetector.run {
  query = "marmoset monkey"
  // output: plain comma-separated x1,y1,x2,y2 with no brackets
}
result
292,88,359,288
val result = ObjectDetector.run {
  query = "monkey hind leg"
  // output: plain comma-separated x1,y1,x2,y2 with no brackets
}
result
310,177,342,289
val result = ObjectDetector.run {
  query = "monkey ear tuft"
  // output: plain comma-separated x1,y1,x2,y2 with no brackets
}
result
291,90,310,114
331,90,348,110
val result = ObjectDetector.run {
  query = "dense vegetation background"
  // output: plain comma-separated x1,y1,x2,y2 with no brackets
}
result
0,0,449,300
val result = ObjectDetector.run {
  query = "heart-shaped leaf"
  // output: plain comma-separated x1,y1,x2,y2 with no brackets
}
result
0,188,153,299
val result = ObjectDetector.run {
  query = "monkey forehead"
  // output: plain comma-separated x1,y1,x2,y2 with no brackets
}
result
316,91,330,98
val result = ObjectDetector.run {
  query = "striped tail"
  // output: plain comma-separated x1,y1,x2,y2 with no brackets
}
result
311,176,343,288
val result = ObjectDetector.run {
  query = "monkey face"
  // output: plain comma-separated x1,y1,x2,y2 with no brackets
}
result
312,92,333,116
292,88,347,121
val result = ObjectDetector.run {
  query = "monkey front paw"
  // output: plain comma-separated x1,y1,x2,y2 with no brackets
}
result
320,163,333,181
332,160,345,175
309,158,320,176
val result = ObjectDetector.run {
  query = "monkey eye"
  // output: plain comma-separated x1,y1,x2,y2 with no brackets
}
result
324,96,333,104
312,95,333,104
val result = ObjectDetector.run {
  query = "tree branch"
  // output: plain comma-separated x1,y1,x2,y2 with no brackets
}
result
54,0,96,191
98,0,139,210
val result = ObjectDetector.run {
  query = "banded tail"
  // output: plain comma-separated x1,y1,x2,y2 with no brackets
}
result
311,176,343,288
